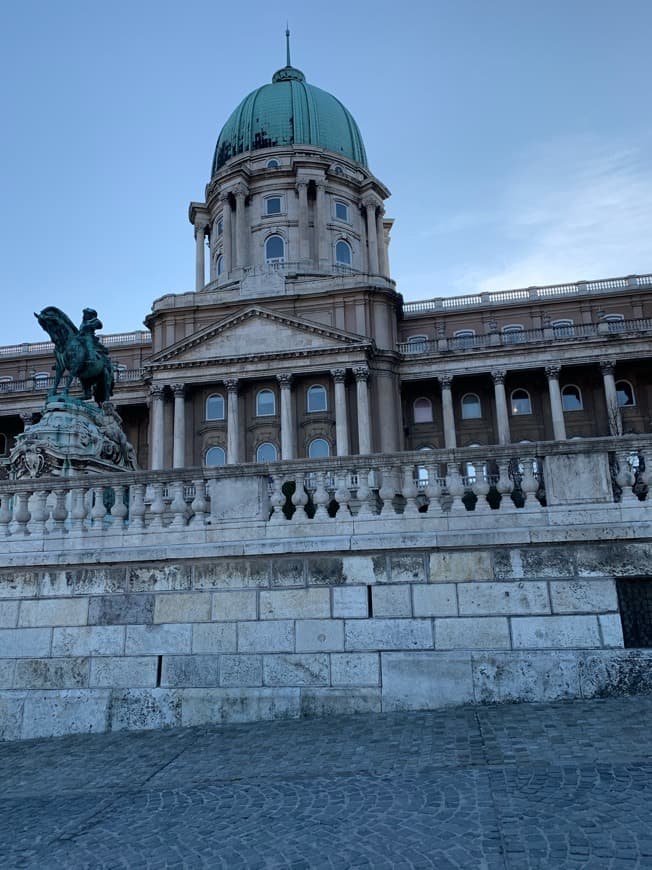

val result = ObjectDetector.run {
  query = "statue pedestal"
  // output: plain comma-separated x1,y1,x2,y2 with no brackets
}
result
10,397,138,478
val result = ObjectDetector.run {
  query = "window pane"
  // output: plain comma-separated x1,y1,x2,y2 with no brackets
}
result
414,398,433,423
265,236,284,262
335,201,348,221
308,438,330,458
216,255,224,275
335,240,351,265
205,446,225,466
307,385,327,412
511,390,532,415
267,159,279,169
256,442,277,462
561,386,582,411
266,197,281,214
406,336,427,353
616,381,635,406
461,394,481,419
257,389,275,416
206,394,225,420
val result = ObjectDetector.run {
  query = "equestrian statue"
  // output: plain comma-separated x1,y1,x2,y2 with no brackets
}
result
35,307,114,405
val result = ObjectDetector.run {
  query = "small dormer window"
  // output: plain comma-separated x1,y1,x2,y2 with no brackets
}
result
334,165,344,175
265,196,282,215
267,159,280,169
335,201,349,222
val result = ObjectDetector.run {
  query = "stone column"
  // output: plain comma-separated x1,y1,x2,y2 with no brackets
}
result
491,370,511,446
354,366,372,455
331,368,350,456
234,184,247,268
600,359,622,435
194,223,206,291
220,193,232,273
149,384,166,470
364,199,379,275
315,183,329,267
225,378,240,464
277,374,294,460
376,206,388,277
439,375,457,449
545,365,567,441
171,383,186,468
297,180,310,262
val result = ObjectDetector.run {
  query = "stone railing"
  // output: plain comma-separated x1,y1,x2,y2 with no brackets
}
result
402,273,652,316
0,437,648,559
398,317,652,355
0,368,147,394
0,331,151,358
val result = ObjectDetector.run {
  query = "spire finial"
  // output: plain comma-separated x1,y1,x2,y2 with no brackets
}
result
285,25,291,67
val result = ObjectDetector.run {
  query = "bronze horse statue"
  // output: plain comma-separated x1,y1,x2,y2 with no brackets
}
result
35,307,114,405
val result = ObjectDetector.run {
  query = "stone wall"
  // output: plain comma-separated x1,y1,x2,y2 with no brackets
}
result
2,542,651,741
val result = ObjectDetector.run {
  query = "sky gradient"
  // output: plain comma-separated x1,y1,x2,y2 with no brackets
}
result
1,0,650,345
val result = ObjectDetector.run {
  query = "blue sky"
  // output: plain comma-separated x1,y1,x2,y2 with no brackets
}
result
1,0,650,345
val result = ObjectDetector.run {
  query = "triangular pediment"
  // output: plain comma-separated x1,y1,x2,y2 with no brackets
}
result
147,306,372,367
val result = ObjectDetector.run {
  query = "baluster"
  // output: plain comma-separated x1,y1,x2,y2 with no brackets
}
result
519,457,539,510
636,451,649,502
169,480,188,528
615,450,637,504
190,479,208,526
110,484,129,526
496,460,513,508
291,473,309,520
402,464,420,517
70,486,88,534
445,463,466,512
90,486,107,527
378,465,396,516
355,466,375,518
51,489,68,533
0,492,12,538
334,470,351,519
148,482,166,528
29,490,49,536
312,471,330,520
13,490,32,536
128,483,146,532
424,463,441,514
269,475,286,523
473,464,491,513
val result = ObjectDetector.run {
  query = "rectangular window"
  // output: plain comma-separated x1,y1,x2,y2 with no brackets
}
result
617,578,652,647
335,201,349,221
266,197,282,215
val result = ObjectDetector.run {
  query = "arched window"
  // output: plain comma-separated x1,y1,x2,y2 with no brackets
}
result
308,438,330,458
413,397,433,424
461,393,482,420
335,240,352,266
307,385,327,413
205,394,225,420
216,254,224,276
204,446,226,466
453,330,475,349
334,201,349,222
266,158,279,169
33,372,50,386
265,235,285,263
511,389,532,415
0,377,12,393
561,384,583,411
502,325,525,344
604,313,625,333
406,335,428,353
256,442,278,463
616,380,636,407
256,389,276,416
552,319,575,337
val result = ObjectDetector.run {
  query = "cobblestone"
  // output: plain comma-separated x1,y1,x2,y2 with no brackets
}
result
1,696,652,868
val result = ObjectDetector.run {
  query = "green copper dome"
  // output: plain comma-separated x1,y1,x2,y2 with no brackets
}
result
211,64,368,175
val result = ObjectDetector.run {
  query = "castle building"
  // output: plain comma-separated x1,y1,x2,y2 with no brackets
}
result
0,50,650,470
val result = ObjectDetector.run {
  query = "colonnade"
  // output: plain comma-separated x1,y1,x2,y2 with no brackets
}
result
148,366,373,470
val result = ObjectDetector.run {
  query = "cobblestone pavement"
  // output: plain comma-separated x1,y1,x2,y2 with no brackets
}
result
2,696,652,869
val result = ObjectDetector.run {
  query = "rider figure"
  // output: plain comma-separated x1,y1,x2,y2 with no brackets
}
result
78,308,110,364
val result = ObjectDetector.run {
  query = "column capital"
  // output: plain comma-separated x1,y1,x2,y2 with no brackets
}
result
491,369,506,385
600,359,616,376
545,365,561,380
171,383,186,397
224,378,239,394
218,191,230,204
194,222,208,238
277,373,293,389
149,384,165,399
353,365,369,383
296,179,309,192
233,182,248,199
362,196,379,212
439,374,454,390
331,368,347,384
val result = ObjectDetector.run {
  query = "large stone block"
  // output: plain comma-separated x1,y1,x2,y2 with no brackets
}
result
181,687,300,727
90,656,158,688
550,580,619,614
260,588,330,620
237,620,294,653
125,624,192,655
271,559,305,588
428,551,493,583
192,622,237,653
599,613,625,648
211,590,257,621
219,655,263,687
126,564,192,592
0,660,14,688
193,559,270,591
40,567,126,597
574,543,652,578
342,556,376,585
306,558,344,586
19,598,88,628
372,585,412,618
0,571,39,598
14,657,89,690
345,618,433,651
436,617,510,649
458,582,550,616
88,594,155,626
295,620,344,652
52,625,125,657
412,584,457,617
544,452,612,504
578,650,652,698
154,592,211,624
520,547,576,578
21,689,110,738
332,586,368,619
109,688,181,731
390,554,426,583
0,601,19,628
300,688,381,717
331,653,379,686
0,628,51,658
161,654,220,688
0,692,24,741
263,653,330,686
208,476,269,523
381,651,474,711
512,615,601,649
472,651,581,703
